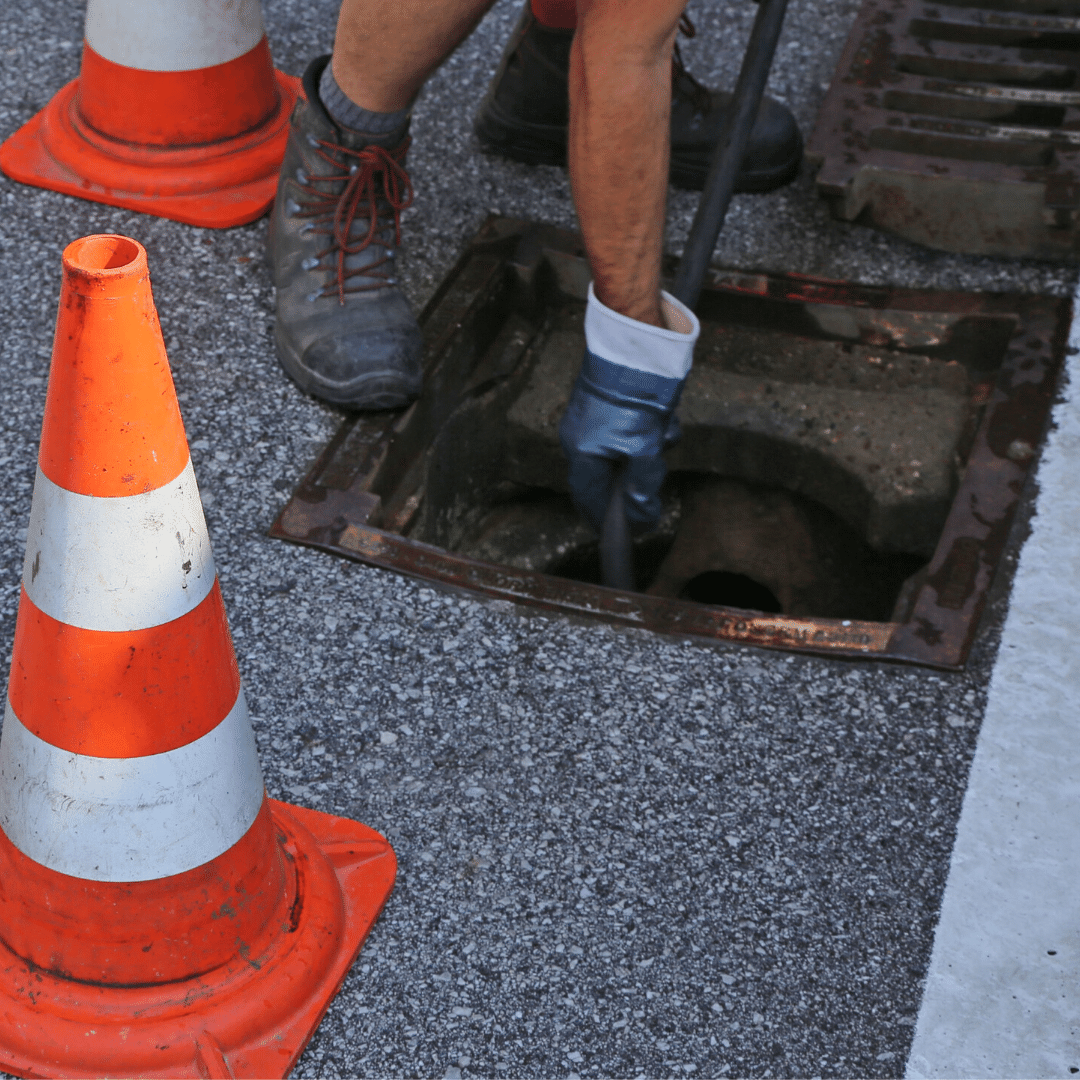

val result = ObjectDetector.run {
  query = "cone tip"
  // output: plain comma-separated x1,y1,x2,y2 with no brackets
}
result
62,235,146,292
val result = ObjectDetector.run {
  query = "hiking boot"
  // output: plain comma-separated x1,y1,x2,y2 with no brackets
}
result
473,6,803,193
269,55,423,411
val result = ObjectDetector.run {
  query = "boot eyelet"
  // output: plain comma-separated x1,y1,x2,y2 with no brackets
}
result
296,169,309,184
306,134,320,147
285,199,301,216
301,256,320,271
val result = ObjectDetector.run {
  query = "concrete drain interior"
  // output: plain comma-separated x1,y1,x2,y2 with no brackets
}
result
273,217,1065,666
429,300,969,624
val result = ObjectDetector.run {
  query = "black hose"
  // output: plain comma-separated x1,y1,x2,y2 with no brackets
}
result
600,0,791,591
600,468,635,591
671,0,791,309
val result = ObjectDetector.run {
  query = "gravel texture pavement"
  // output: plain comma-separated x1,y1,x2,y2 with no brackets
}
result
0,1,1074,1077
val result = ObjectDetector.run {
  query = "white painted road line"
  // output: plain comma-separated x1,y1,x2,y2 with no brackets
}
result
907,305,1080,1078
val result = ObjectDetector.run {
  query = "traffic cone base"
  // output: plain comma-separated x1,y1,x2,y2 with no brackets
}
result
0,69,299,228
0,799,396,1079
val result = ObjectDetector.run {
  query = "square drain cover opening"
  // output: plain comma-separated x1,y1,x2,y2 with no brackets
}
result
271,217,1068,669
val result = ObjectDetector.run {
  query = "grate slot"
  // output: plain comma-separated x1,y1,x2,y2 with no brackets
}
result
882,87,1068,123
910,13,1080,49
925,4,1080,29
920,78,1080,101
868,125,1055,163
904,112,1080,141
938,0,1080,11
896,49,1078,85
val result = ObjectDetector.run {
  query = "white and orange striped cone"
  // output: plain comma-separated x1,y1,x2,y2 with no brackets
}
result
0,0,300,227
0,234,395,1079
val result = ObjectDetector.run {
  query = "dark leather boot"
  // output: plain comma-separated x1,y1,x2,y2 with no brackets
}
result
474,6,803,193
269,56,423,411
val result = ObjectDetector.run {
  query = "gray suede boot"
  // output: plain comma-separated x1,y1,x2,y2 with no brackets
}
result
269,56,423,411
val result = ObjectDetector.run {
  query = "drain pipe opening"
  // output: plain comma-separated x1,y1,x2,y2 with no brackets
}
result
679,571,782,614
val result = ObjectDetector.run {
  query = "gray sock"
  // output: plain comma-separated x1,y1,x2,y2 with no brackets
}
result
319,62,411,146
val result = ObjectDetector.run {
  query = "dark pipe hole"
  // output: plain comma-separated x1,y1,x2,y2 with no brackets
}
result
679,571,782,613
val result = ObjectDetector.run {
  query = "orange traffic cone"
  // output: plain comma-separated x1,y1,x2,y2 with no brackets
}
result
0,234,395,1078
0,1,299,228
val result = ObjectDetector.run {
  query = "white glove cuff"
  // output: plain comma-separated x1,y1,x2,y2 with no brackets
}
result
584,282,701,380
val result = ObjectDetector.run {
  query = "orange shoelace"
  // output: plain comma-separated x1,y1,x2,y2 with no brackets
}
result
293,137,414,304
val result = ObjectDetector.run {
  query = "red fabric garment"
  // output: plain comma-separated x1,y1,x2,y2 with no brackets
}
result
531,0,578,29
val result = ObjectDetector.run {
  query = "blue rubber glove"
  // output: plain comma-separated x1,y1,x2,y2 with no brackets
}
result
559,285,700,533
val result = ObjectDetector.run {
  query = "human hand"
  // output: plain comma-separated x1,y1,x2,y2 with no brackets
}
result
559,353,684,532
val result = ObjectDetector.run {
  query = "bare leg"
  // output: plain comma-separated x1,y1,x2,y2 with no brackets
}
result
568,0,686,328
331,0,498,112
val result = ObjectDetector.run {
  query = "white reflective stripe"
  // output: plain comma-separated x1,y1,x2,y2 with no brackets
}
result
0,695,264,882
584,282,700,380
23,461,215,633
85,0,265,72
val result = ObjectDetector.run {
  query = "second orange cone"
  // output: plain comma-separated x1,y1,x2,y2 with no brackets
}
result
0,235,395,1079
0,1,299,227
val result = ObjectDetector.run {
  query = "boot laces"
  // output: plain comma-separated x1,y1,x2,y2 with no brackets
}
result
293,137,414,304
673,14,713,116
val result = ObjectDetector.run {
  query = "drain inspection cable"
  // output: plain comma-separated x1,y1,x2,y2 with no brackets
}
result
600,0,792,591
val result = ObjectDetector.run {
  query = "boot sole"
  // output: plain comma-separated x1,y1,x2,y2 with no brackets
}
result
274,325,420,412
474,101,802,194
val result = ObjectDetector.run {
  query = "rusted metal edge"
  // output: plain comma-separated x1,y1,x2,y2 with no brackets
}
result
269,517,898,662
883,295,1072,666
269,216,1071,671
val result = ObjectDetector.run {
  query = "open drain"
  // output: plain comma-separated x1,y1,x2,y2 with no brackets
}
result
271,217,1068,668
680,572,782,613
807,0,1080,259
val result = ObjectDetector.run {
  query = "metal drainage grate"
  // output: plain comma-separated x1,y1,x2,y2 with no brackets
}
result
807,0,1080,259
270,216,1068,670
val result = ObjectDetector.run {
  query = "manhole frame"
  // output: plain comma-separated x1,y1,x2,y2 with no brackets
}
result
270,216,1070,670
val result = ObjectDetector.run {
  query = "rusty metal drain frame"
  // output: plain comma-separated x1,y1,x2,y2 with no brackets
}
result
270,216,1069,670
